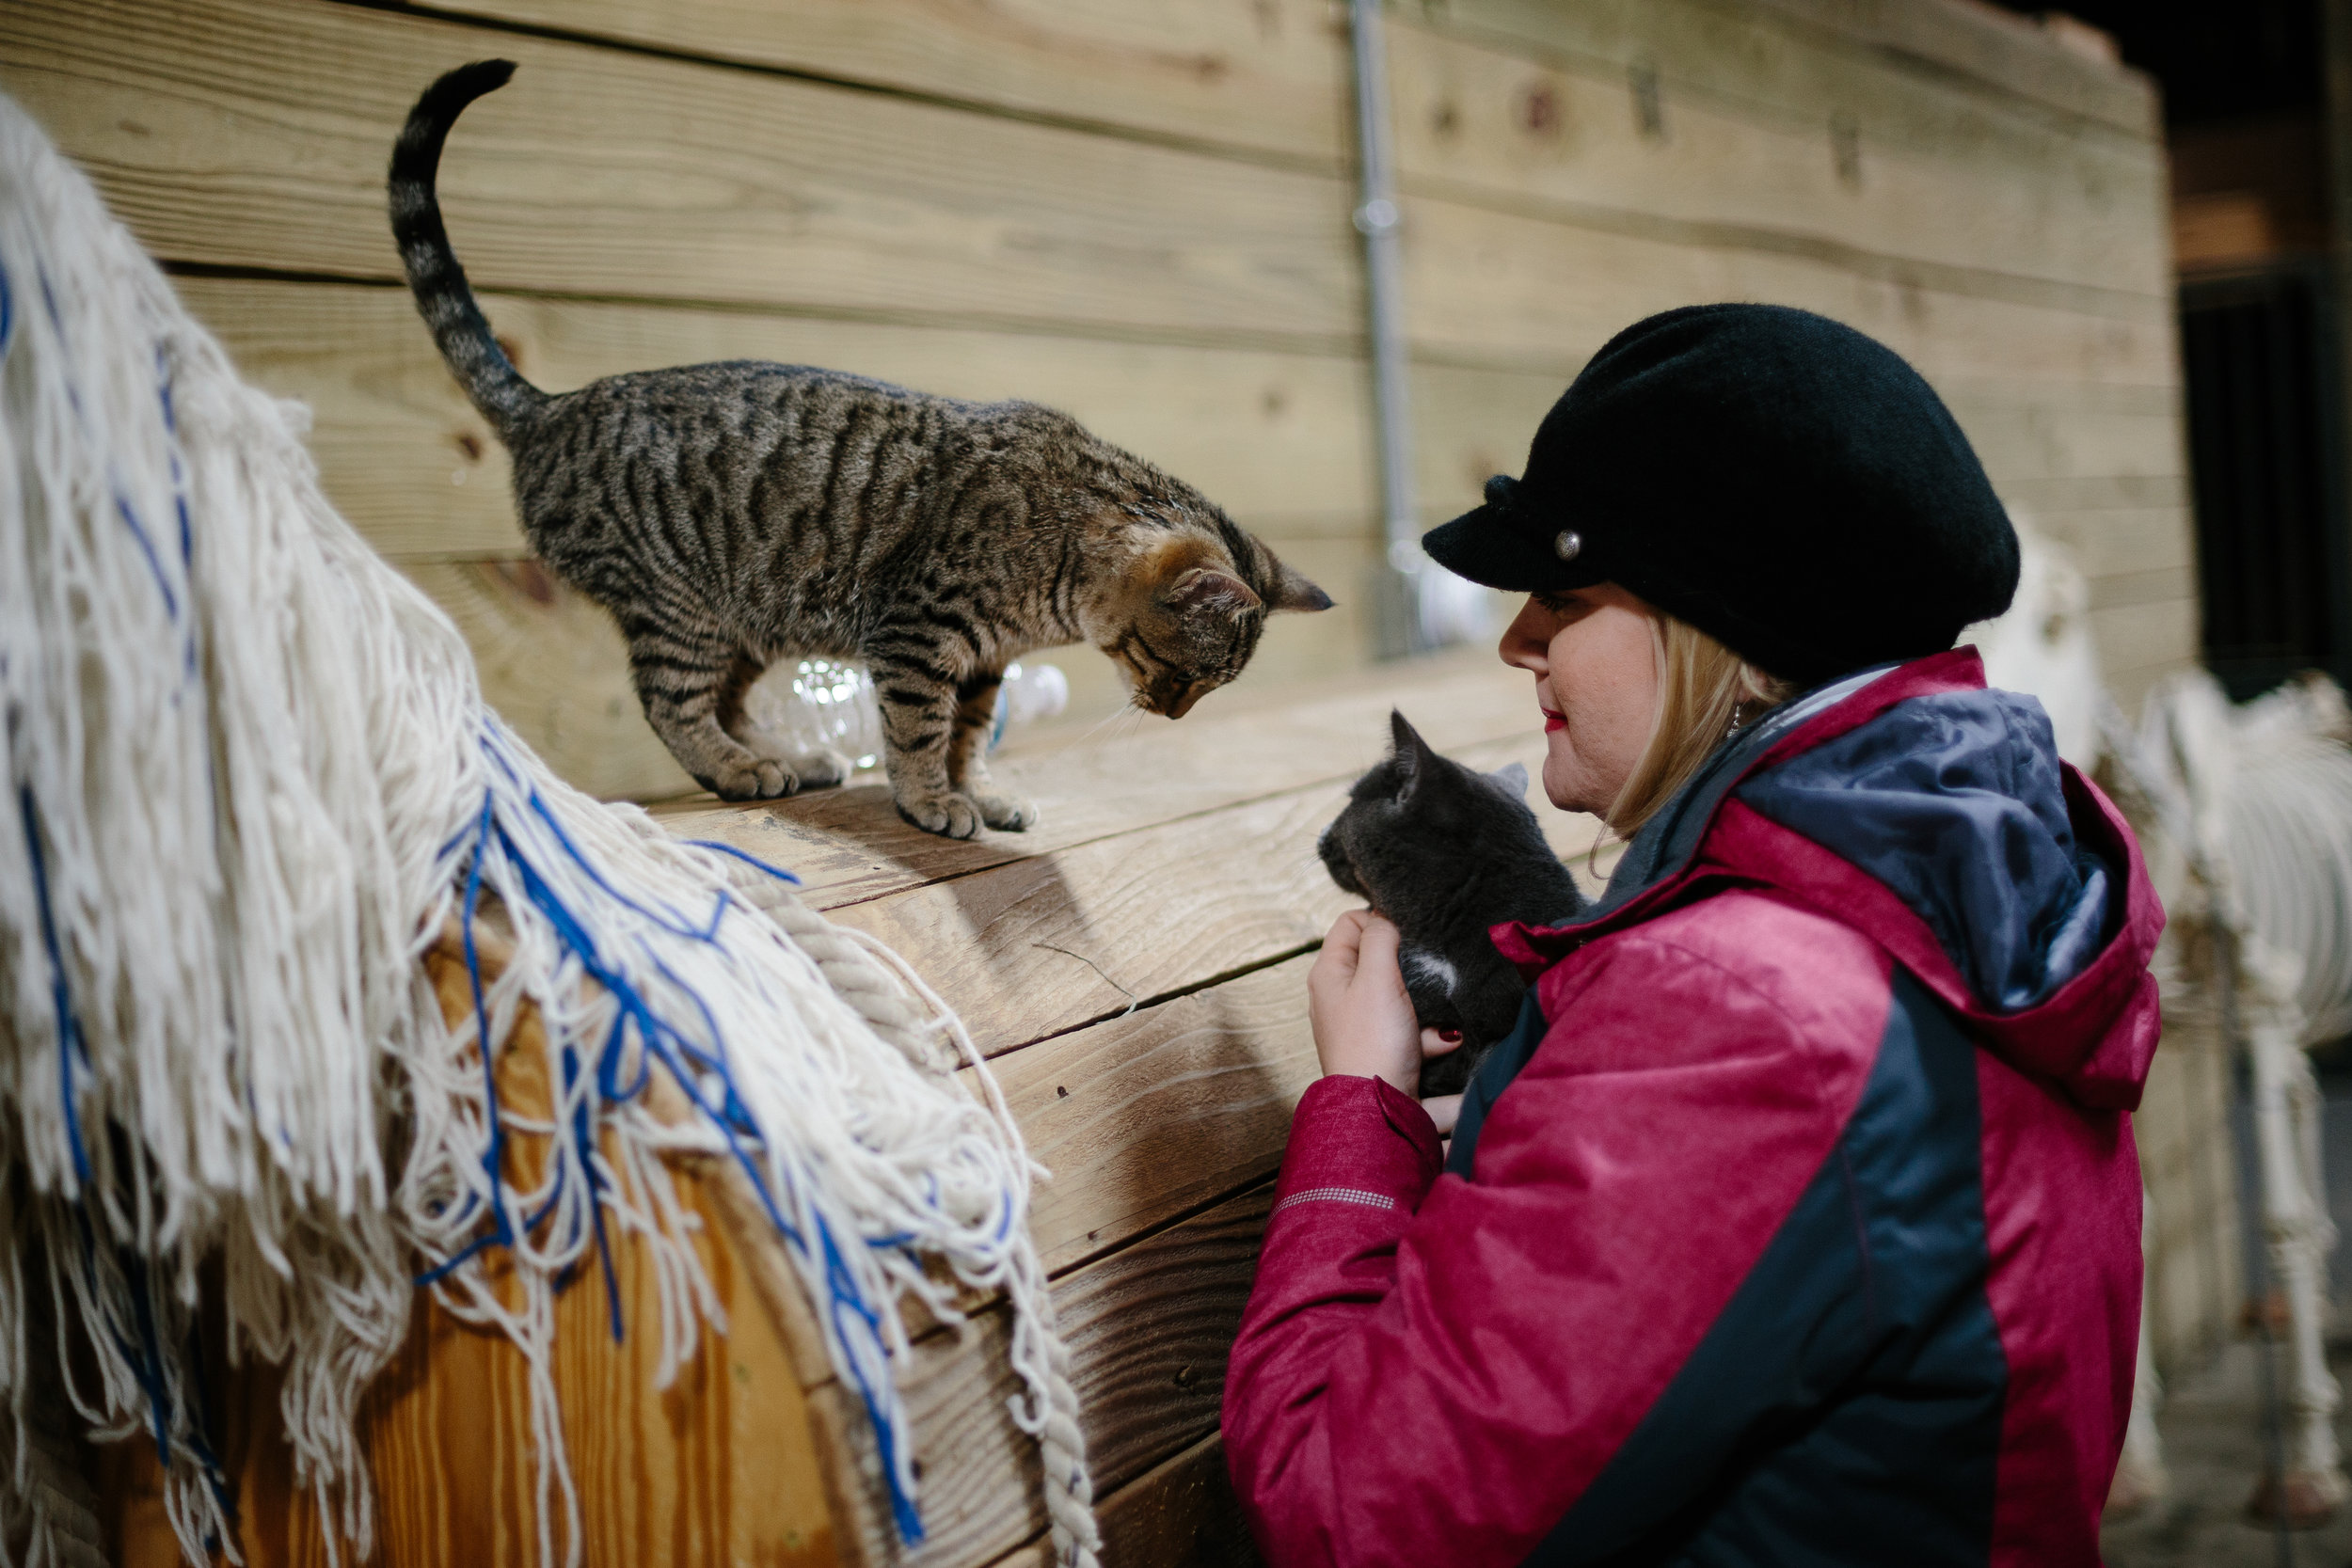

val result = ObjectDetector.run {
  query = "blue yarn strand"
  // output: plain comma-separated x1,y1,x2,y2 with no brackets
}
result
18,785,91,1184
416,730,927,1540
684,839,803,885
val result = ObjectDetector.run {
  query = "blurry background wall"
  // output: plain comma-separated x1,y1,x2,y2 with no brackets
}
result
0,0,2195,795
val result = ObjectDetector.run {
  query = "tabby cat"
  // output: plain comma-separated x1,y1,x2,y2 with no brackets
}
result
1318,712,1587,1097
389,61,1331,837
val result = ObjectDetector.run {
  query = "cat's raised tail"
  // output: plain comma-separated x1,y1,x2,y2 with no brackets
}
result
389,61,548,435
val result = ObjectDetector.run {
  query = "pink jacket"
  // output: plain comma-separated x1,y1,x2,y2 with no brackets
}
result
1224,651,2162,1567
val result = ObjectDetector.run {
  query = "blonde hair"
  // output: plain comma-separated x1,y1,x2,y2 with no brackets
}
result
1607,613,1796,837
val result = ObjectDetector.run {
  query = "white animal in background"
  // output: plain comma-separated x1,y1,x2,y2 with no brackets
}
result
1964,515,2103,767
2127,665,2352,1523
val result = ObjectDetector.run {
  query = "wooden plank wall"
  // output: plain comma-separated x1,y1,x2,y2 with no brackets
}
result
0,0,2192,800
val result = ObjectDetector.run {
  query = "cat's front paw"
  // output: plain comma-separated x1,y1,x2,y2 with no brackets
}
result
790,747,853,790
896,790,984,840
708,756,798,801
972,792,1037,832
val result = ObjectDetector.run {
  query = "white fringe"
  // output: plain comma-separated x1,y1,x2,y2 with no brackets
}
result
0,94,1097,1568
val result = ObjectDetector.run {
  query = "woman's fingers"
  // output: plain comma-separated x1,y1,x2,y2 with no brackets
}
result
1306,910,1424,1092
1307,911,1367,999
1420,1025,1465,1059
1422,1094,1463,1135
1352,911,1402,980
1326,908,1371,960
1310,910,1370,986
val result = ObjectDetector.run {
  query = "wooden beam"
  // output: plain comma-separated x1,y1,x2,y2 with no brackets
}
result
978,954,1320,1275
982,1431,1260,1568
405,0,1353,168
1385,18,2169,302
2026,507,2198,584
1399,190,2176,384
1999,473,2191,515
809,1186,1276,1568
1,0,1360,343
1732,0,2153,135
983,1431,1260,1568
1430,0,2154,146
820,784,1352,1057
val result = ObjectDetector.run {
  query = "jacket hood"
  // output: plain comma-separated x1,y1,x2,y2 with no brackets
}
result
1494,649,2164,1110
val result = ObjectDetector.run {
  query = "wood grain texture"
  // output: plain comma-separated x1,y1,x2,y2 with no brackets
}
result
401,0,2148,165
3,0,2168,360
1730,0,2153,134
822,784,1350,1057
1431,0,2153,145
1400,188,2174,384
409,0,1354,167
406,0,2154,293
1385,17,2169,302
979,954,1320,1275
813,1187,1276,1568
0,0,1360,342
404,557,700,800
984,1433,1261,1568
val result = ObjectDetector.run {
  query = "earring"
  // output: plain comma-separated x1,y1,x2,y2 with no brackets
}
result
1726,699,1749,738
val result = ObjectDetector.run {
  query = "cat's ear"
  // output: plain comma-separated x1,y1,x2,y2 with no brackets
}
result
1268,556,1334,614
1490,761,1530,798
1165,566,1262,618
1389,709,1439,800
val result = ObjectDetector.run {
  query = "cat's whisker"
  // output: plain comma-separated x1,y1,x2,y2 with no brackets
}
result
1075,702,1141,747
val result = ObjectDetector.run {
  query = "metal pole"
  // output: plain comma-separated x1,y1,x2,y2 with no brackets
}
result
1349,0,1428,657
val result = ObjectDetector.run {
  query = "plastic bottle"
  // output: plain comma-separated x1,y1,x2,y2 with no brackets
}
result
991,661,1071,749
740,658,1067,772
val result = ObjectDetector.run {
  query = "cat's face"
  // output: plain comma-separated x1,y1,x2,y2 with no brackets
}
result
1106,531,1330,718
1318,710,1536,922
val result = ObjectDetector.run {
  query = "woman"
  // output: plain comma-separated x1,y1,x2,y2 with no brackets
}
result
1222,305,2160,1566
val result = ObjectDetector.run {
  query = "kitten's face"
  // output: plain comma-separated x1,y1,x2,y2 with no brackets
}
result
1105,530,1330,719
1318,711,1535,927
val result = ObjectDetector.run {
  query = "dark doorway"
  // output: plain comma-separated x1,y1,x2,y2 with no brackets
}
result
2180,263,2351,694
1993,0,2352,695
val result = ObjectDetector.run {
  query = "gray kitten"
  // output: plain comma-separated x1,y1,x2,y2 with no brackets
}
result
389,62,1330,837
1318,712,1587,1097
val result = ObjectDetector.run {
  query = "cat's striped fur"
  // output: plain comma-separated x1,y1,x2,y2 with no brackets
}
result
389,61,1331,836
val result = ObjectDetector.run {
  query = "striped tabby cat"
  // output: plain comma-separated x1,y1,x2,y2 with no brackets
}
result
389,61,1331,837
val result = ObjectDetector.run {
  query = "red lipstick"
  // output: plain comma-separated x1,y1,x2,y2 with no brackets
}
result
1541,705,1566,733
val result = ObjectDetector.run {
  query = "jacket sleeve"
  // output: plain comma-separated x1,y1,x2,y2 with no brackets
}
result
1221,927,1881,1568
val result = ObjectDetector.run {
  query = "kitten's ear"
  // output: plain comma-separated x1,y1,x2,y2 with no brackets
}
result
1490,761,1530,798
1268,555,1334,614
1166,566,1263,618
1389,709,1439,800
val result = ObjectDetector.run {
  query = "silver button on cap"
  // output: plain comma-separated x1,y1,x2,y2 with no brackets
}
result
1553,530,1583,562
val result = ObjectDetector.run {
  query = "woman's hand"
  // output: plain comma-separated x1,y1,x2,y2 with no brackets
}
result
1308,911,1464,1100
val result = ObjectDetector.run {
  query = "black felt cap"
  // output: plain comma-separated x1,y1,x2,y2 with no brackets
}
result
1422,304,2019,684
